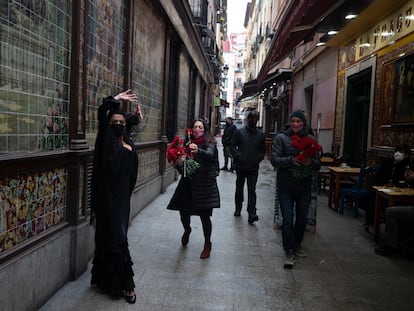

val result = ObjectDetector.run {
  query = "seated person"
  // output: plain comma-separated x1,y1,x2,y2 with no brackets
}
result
365,145,412,226
375,168,414,256
374,144,412,187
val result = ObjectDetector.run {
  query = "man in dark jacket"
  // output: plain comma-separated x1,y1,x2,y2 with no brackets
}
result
230,110,266,224
271,110,321,269
221,117,237,172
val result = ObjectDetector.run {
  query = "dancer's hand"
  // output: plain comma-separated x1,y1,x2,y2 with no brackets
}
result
114,89,138,103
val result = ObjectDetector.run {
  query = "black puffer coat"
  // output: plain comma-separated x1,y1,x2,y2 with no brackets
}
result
167,142,220,213
271,128,320,189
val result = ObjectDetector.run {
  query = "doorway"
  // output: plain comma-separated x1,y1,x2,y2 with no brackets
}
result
343,68,371,166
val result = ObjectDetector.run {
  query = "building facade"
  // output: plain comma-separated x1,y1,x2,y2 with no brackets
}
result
0,1,225,310
243,0,414,165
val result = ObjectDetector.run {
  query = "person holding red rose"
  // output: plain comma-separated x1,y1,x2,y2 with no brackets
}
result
167,119,220,259
271,110,321,269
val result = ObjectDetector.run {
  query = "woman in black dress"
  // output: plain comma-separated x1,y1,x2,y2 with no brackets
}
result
90,90,142,303
167,119,220,259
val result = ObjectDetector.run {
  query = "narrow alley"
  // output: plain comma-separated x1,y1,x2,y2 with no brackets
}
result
39,140,414,311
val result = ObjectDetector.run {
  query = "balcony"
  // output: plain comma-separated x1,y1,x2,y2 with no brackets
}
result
189,0,208,25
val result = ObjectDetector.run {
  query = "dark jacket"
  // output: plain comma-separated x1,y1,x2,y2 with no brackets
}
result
222,123,237,147
271,128,320,189
374,157,412,186
91,96,139,223
230,126,266,171
167,142,220,212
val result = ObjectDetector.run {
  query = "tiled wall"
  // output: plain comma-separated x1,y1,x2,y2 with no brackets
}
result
85,0,126,144
0,168,67,254
0,0,71,153
177,53,190,134
0,0,168,255
130,0,165,142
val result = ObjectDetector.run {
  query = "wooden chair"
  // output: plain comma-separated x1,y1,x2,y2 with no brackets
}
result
318,155,335,194
318,167,331,194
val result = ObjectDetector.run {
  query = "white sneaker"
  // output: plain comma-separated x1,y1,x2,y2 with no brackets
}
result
283,252,295,269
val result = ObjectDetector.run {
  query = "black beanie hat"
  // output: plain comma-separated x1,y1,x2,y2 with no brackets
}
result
290,110,306,123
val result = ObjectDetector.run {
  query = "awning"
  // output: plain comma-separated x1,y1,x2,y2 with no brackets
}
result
238,79,258,101
257,0,375,83
238,68,293,102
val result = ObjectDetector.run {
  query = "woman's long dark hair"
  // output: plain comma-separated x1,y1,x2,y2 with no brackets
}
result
187,118,217,147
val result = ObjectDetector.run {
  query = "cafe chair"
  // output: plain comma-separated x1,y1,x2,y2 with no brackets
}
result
318,154,335,194
339,163,377,217
318,153,343,194
318,168,330,194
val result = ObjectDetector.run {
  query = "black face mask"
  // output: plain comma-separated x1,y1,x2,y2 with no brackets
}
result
110,124,125,137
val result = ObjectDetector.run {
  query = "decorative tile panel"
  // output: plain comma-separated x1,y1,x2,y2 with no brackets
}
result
0,168,67,253
137,148,160,181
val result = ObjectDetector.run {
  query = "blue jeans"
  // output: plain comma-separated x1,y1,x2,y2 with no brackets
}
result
235,169,258,215
278,185,311,252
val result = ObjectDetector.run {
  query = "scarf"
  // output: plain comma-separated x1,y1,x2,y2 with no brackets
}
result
191,135,204,147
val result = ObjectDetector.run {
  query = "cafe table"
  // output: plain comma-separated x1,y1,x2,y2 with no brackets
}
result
372,186,414,241
328,166,360,211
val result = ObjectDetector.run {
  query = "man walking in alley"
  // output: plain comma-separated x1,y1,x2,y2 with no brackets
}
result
230,110,266,224
221,117,237,172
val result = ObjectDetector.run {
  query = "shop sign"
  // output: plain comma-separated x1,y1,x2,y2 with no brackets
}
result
356,0,414,60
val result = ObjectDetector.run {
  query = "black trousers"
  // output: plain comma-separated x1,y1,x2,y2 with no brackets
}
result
235,168,258,215
180,210,212,244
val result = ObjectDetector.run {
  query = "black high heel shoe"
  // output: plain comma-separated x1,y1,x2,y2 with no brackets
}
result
124,292,136,304
181,228,192,246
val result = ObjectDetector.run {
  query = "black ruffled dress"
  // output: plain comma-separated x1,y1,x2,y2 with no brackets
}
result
90,97,138,296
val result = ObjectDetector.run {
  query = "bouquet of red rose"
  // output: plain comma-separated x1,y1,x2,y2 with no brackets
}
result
167,128,200,178
291,134,322,178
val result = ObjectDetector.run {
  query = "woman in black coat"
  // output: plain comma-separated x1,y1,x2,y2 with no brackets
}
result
90,90,142,304
167,119,220,259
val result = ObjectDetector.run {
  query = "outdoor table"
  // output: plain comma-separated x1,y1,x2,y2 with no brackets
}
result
372,186,414,241
328,166,360,211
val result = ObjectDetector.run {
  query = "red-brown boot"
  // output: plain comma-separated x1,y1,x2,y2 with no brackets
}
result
200,242,211,259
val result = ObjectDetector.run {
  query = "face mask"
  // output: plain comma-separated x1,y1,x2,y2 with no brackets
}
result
193,129,204,138
290,123,304,133
394,152,404,162
110,124,125,137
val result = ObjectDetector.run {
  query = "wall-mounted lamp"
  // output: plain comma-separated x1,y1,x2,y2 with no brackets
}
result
223,64,229,77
